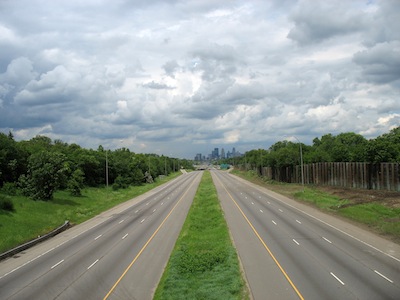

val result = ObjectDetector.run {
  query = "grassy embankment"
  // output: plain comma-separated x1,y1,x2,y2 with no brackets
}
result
154,171,248,300
0,173,181,253
232,169,400,243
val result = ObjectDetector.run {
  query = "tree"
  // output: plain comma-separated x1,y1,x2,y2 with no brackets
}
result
68,168,85,196
20,151,68,200
131,168,145,185
0,132,27,186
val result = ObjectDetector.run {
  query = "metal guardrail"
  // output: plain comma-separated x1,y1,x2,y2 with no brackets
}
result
0,220,70,261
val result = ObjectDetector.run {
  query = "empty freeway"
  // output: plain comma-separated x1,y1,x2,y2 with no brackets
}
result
1,169,399,299
0,171,202,300
212,170,400,300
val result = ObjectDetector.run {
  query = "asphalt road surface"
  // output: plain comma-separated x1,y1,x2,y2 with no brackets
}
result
0,171,202,300
212,170,400,300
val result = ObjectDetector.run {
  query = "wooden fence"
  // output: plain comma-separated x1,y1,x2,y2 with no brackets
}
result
243,162,400,191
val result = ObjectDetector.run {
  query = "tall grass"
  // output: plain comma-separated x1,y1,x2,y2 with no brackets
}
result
0,173,181,253
154,171,248,300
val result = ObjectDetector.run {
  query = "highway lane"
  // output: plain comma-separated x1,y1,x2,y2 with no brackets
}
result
212,170,400,300
0,171,202,300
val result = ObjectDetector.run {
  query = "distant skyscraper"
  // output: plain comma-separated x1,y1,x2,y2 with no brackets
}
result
221,148,225,159
212,147,219,159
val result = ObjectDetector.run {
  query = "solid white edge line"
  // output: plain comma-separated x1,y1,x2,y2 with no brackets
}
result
374,270,393,283
1,174,192,279
330,272,345,285
244,179,400,263
51,259,64,269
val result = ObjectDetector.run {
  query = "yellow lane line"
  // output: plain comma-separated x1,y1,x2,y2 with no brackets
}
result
215,173,304,300
103,173,201,299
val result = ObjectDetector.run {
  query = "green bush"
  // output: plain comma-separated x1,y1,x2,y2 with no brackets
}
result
112,175,130,190
1,182,17,195
0,195,14,211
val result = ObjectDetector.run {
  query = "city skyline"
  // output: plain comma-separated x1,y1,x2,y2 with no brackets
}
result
194,146,242,162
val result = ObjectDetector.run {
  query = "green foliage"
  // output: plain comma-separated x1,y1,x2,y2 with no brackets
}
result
112,175,129,190
0,194,14,211
235,127,400,169
68,168,85,196
0,131,189,198
365,129,400,163
1,182,18,195
131,168,145,185
20,151,68,200
0,132,28,186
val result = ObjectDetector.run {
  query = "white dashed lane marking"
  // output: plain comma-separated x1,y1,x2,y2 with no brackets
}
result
51,260,64,269
87,259,99,270
374,270,393,283
323,237,332,244
331,272,345,285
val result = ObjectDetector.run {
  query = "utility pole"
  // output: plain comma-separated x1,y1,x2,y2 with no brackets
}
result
105,150,109,188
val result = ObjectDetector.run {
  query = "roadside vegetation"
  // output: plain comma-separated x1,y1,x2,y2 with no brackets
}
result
0,173,180,253
154,171,248,300
0,132,193,201
221,127,400,170
232,169,400,243
0,132,195,253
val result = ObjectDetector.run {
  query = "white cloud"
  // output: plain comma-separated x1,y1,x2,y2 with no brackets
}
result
0,0,399,158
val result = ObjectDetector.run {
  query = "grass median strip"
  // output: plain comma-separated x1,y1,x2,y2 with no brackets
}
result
154,171,248,300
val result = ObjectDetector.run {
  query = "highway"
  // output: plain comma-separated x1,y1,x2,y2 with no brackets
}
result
212,170,400,300
0,171,202,300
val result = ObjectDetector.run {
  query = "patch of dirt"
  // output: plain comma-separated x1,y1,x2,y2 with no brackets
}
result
317,185,400,208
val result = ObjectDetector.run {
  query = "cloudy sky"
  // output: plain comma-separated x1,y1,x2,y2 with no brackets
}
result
0,0,399,158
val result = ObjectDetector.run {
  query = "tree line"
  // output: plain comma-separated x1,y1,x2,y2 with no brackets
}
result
228,126,400,170
0,133,193,201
